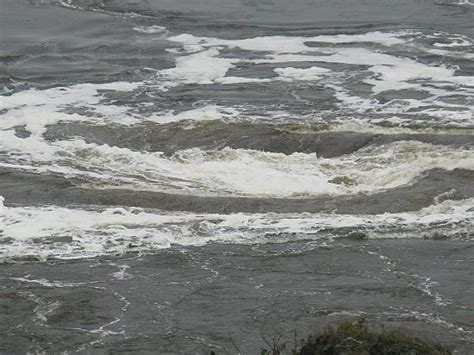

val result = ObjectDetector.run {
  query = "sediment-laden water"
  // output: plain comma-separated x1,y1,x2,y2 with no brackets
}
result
0,0,473,353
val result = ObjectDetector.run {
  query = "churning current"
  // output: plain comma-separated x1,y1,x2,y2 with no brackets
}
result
0,0,473,353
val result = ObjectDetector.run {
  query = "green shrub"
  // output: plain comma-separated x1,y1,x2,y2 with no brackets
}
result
262,319,451,355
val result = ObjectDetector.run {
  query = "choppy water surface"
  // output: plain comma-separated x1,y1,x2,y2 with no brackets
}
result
1,0,473,353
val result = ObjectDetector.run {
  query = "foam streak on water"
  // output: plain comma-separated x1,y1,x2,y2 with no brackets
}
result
1,24,473,233
1,0,474,352
1,29,473,198
1,197,472,261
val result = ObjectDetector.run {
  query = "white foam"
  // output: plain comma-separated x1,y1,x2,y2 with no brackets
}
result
161,31,418,92
456,0,474,5
1,30,473,212
148,105,238,124
433,39,471,48
325,121,474,135
215,77,273,84
1,197,472,261
259,47,472,94
158,48,237,85
11,277,86,288
0,82,140,135
3,137,471,199
0,84,240,184
168,30,409,52
162,30,474,126
133,25,168,34
1,65,472,201
3,29,469,140
0,83,240,135
48,142,342,197
427,47,474,59
163,32,410,89
308,32,409,46
274,66,331,81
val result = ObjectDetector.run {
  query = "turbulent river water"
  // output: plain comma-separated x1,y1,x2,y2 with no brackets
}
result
1,0,473,353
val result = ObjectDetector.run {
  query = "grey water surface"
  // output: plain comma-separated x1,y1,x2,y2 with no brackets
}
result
1,0,473,353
